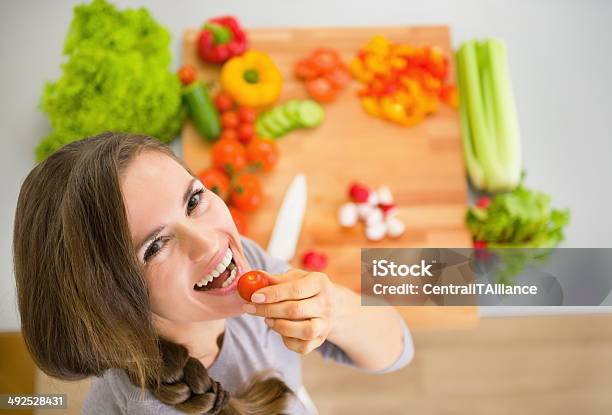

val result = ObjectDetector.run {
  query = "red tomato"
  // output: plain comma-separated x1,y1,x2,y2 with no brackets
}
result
230,173,263,212
229,206,248,235
237,124,255,144
177,65,197,85
238,270,270,302
294,58,321,80
219,129,239,141
214,91,234,112
221,111,240,129
305,77,337,103
302,250,328,271
324,66,351,90
198,167,230,200
246,138,279,172
238,107,257,124
310,48,341,74
211,138,247,175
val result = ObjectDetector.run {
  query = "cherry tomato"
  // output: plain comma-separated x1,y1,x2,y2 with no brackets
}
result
302,250,328,271
177,64,197,85
294,58,321,80
348,182,370,203
211,138,247,175
305,77,337,103
238,270,270,302
230,173,263,212
476,196,491,209
310,48,341,74
219,129,239,141
238,107,257,124
246,138,279,172
237,124,255,144
214,91,234,112
229,206,248,235
221,111,240,129
198,167,230,200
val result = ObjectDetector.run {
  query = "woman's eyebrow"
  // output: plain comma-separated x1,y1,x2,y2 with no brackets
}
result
137,177,197,251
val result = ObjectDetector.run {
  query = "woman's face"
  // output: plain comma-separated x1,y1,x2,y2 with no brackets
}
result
121,150,251,322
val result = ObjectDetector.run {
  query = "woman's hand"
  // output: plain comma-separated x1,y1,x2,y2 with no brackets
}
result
242,268,338,355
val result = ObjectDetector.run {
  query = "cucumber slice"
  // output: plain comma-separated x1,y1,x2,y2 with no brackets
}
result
268,107,297,133
255,118,274,139
283,100,302,124
261,113,285,138
296,100,325,128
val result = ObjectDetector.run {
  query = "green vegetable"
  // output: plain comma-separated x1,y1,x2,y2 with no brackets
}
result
182,82,220,141
295,100,325,128
456,38,521,192
255,99,325,139
466,182,570,248
35,0,185,161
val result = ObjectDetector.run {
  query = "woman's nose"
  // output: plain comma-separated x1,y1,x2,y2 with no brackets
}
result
176,222,218,263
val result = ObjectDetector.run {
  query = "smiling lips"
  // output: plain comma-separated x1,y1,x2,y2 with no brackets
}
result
194,247,238,291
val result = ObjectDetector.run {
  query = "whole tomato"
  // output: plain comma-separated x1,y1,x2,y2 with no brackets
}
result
177,64,197,85
229,206,248,235
214,91,234,112
246,138,279,172
237,124,255,144
219,129,239,141
238,106,257,124
198,167,230,200
221,111,240,129
238,270,270,302
211,138,247,175
230,173,263,212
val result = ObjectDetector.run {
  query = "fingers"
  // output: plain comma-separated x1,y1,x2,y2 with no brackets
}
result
246,296,325,319
281,335,326,355
265,268,307,285
265,317,328,341
253,271,329,303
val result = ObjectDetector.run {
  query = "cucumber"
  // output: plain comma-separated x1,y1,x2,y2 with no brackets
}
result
296,100,325,128
283,100,302,125
255,117,274,139
268,107,296,133
182,81,220,141
260,114,285,138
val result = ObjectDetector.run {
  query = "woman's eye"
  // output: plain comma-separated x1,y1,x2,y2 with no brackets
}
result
187,188,205,214
144,237,165,263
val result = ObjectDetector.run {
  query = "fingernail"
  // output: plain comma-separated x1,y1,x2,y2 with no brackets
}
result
251,293,265,303
242,304,256,314
264,318,274,327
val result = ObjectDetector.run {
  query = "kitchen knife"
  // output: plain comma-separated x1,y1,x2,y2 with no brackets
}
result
266,173,307,262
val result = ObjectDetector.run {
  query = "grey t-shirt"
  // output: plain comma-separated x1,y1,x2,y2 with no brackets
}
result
81,236,414,414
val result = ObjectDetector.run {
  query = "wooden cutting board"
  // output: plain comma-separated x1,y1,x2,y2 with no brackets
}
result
181,26,478,329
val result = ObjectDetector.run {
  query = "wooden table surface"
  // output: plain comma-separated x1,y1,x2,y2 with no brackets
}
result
181,26,478,329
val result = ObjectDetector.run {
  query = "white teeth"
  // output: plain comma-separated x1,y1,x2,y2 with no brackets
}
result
195,247,235,288
222,267,237,288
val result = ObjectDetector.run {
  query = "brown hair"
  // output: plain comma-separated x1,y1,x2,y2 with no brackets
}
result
13,132,292,414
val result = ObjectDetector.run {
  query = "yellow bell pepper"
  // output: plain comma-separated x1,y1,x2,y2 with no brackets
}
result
220,50,282,108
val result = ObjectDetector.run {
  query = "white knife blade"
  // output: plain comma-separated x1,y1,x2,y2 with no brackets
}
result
266,174,307,262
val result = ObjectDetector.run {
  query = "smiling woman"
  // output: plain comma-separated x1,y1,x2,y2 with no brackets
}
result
12,132,293,414
13,131,414,415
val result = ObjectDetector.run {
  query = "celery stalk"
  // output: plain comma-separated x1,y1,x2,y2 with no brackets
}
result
456,38,522,192
457,47,485,189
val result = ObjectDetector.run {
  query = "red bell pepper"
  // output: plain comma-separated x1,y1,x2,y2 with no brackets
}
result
197,16,247,64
